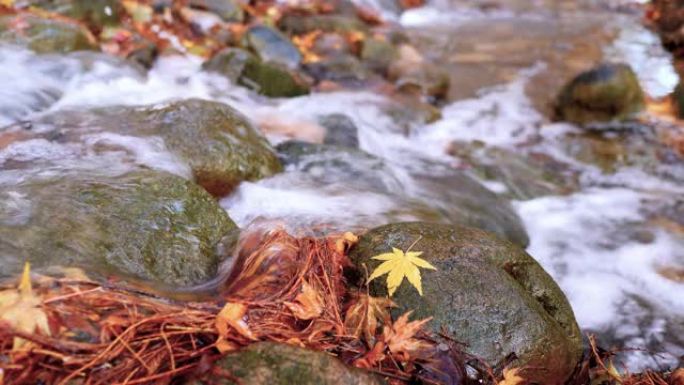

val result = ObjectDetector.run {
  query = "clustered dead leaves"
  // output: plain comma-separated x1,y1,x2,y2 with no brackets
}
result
0,229,463,385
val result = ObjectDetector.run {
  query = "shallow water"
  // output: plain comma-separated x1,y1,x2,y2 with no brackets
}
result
1,0,683,370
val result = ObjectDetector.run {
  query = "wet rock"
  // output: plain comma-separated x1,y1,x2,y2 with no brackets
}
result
204,47,310,97
387,45,450,100
555,63,645,126
36,99,283,196
200,342,386,385
126,42,158,69
244,25,302,69
0,170,237,286
448,141,579,200
559,130,684,176
360,37,398,74
312,32,353,57
349,222,583,385
188,0,244,22
648,0,684,57
62,0,122,29
320,113,360,148
303,54,373,85
0,14,97,54
275,142,529,246
278,14,369,35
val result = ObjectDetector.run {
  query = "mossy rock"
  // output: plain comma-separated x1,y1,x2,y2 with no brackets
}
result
361,37,398,74
204,48,310,97
0,14,97,54
200,342,386,385
349,222,583,385
0,171,237,286
37,99,283,196
555,63,645,126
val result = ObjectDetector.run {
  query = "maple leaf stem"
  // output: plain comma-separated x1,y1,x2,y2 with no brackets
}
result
406,236,423,253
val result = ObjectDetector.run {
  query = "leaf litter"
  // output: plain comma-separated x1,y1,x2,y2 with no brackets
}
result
0,228,680,385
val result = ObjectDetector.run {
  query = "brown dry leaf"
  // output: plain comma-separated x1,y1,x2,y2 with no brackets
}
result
498,367,525,385
0,263,51,350
382,311,432,360
353,341,386,368
335,232,358,254
672,368,684,385
284,281,323,320
216,302,257,341
344,294,394,343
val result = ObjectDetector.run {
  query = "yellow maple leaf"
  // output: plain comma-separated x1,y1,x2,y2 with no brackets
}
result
0,263,51,350
368,247,436,296
498,367,525,385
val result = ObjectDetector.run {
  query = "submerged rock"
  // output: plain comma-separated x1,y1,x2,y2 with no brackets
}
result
200,342,386,385
244,25,302,69
349,222,583,385
449,141,579,200
36,99,283,196
0,14,97,54
555,63,645,126
275,142,529,246
0,170,237,286
319,113,360,148
204,48,310,97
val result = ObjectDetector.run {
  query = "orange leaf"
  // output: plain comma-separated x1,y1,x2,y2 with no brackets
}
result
353,341,386,368
216,302,257,341
284,281,323,320
344,294,394,344
382,311,432,360
498,367,525,385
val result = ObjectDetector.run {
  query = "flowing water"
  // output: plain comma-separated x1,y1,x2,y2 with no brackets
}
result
1,0,683,371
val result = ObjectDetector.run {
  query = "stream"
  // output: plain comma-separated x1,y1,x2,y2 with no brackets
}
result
1,0,683,372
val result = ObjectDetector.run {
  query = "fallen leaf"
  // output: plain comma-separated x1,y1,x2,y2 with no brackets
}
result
0,263,51,350
671,368,684,385
353,341,386,368
215,302,257,341
382,311,431,360
284,281,323,320
498,367,525,385
344,294,394,344
335,232,359,254
368,246,436,296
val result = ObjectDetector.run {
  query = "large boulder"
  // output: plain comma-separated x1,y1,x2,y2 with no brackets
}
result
35,99,283,196
349,222,583,385
0,170,237,286
555,63,645,126
0,14,97,54
198,342,386,385
204,48,310,98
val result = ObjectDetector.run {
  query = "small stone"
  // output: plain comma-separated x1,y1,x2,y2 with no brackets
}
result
555,63,645,126
244,25,302,69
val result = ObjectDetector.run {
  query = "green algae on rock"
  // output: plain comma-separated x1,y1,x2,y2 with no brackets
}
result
555,63,645,126
0,14,97,54
200,342,386,385
37,99,282,196
0,170,237,286
204,48,310,97
349,222,583,385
